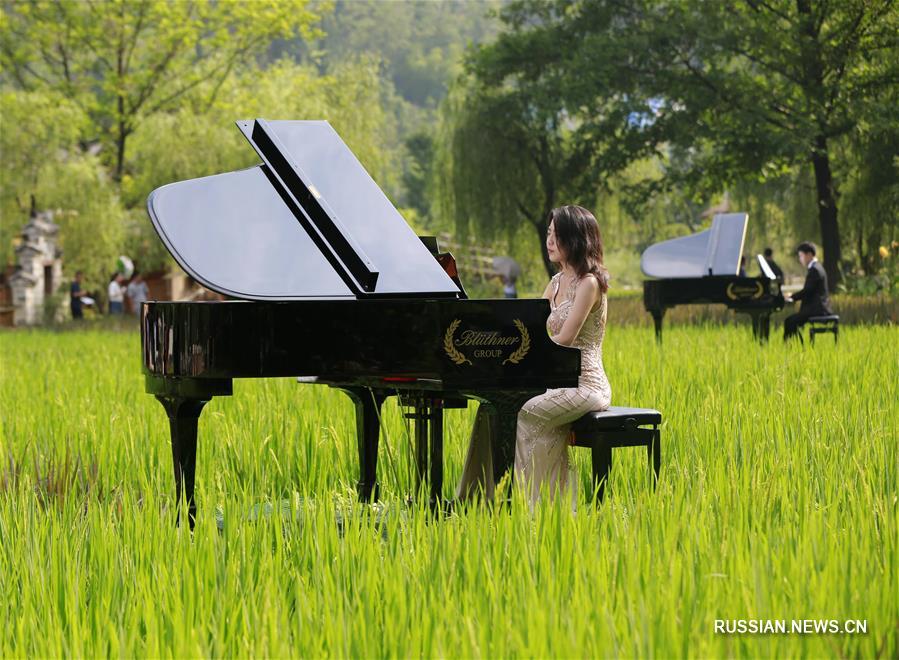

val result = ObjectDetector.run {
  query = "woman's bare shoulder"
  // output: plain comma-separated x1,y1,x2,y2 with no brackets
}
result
582,270,610,290
576,274,600,291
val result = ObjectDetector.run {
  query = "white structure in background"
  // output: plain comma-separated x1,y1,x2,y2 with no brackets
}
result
9,211,64,325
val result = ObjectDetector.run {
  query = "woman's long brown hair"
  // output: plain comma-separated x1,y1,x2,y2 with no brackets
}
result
549,205,609,293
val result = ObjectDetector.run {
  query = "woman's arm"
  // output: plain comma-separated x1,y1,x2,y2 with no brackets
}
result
552,276,599,346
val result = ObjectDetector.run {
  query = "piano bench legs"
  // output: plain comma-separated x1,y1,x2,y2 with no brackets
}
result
808,316,839,345
570,407,662,504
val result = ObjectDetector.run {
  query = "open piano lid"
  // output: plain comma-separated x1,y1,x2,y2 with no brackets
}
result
147,119,462,300
640,213,749,279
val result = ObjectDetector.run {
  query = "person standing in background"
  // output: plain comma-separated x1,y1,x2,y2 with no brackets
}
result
70,271,86,320
126,272,149,315
502,274,518,299
108,273,125,314
763,247,784,282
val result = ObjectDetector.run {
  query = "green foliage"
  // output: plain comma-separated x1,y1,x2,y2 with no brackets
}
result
41,160,125,290
0,0,323,178
308,0,501,108
0,90,123,285
0,0,343,281
440,0,899,286
401,131,434,220
838,129,899,277
1,326,896,655
434,76,598,276
1,2,406,278
269,0,503,216
0,90,84,262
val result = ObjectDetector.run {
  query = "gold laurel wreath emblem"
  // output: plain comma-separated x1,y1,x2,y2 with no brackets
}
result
503,319,531,365
443,319,472,365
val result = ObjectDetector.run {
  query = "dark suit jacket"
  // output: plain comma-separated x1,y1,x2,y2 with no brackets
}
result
792,261,833,316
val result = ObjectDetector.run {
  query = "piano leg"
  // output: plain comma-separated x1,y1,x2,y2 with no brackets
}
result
649,308,665,343
429,404,444,505
413,401,428,494
759,313,771,342
749,312,771,343
155,396,209,530
406,397,445,505
340,388,385,503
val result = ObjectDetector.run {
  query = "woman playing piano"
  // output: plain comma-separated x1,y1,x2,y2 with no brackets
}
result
456,205,612,507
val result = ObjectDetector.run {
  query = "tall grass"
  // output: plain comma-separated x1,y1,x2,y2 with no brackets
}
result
0,324,896,656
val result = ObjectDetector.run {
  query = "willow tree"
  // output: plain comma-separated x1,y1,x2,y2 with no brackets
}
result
434,80,595,277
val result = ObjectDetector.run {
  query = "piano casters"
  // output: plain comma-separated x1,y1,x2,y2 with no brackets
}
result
339,388,387,503
155,396,209,530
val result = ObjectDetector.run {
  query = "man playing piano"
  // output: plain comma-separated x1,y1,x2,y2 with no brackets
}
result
783,242,833,341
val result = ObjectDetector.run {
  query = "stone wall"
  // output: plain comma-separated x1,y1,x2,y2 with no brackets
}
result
9,211,65,325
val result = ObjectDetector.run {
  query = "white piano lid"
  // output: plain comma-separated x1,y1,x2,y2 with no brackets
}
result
146,119,462,300
641,213,748,278
148,166,356,299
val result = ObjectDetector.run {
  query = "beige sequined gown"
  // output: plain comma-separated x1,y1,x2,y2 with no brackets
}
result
456,272,612,505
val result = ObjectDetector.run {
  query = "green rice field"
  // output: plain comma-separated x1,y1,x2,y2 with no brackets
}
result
1,322,896,657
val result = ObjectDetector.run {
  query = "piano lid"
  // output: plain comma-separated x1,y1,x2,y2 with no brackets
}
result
640,213,748,278
146,119,461,300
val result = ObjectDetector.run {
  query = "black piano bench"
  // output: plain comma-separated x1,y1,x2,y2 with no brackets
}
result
808,315,839,344
570,407,662,503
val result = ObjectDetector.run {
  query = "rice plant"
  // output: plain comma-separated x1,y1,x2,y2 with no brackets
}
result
0,323,896,657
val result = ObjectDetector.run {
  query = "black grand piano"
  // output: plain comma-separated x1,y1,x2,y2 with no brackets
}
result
142,119,580,524
641,213,784,342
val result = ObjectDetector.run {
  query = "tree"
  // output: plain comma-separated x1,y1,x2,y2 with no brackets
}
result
0,89,123,283
298,0,501,108
435,79,598,277
448,0,899,286
0,90,86,246
0,0,321,180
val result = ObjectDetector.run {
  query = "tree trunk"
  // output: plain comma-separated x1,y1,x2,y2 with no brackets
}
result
809,134,842,288
115,130,127,182
115,95,128,182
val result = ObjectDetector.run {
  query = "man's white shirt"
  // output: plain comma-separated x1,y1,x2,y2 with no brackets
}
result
108,280,124,303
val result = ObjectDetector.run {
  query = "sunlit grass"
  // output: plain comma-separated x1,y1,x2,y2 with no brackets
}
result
0,324,896,656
